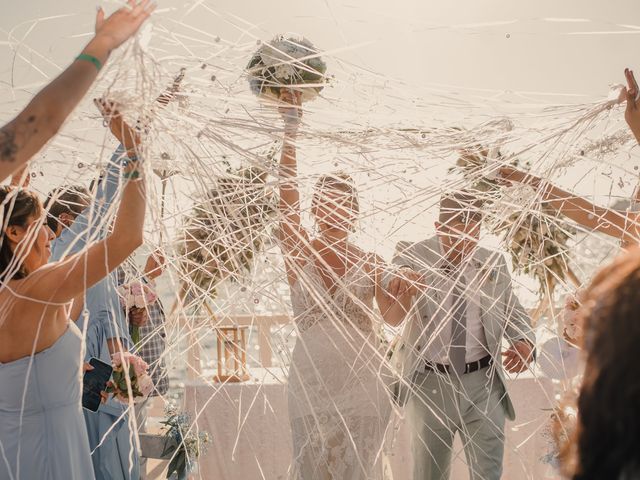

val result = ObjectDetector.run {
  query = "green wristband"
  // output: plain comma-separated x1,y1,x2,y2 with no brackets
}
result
76,54,102,72
123,170,141,180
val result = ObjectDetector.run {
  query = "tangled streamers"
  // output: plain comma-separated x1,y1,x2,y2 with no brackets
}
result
1,8,639,480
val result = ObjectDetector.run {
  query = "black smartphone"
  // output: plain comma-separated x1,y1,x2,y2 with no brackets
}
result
82,357,113,412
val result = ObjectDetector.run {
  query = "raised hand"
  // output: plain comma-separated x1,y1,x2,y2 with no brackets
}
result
144,249,166,280
94,97,141,155
623,68,640,144
279,89,303,132
94,0,156,52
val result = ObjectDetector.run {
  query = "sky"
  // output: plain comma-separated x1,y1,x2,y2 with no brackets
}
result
3,0,640,98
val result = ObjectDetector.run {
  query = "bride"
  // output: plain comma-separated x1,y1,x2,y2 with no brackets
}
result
277,89,419,480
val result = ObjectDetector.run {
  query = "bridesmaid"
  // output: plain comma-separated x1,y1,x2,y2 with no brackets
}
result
0,112,147,479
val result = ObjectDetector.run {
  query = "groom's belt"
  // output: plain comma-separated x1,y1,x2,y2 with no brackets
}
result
423,354,493,375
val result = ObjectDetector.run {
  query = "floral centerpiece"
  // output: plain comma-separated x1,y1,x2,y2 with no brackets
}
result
117,280,158,345
246,34,328,102
161,404,211,480
105,352,154,404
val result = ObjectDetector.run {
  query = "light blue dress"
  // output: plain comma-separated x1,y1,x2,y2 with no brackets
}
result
50,145,139,480
0,323,96,480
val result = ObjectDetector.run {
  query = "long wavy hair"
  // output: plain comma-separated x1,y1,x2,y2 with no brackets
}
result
0,186,42,282
558,248,640,479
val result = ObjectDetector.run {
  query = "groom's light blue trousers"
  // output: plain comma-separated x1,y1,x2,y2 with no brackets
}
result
407,367,506,480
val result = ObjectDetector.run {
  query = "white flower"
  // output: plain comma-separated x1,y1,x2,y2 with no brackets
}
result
137,374,154,398
274,63,296,81
134,294,146,308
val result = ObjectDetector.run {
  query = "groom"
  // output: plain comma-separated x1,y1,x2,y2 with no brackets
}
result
389,191,535,480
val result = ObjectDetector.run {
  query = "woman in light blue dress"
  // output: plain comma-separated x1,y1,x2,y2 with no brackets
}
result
0,102,147,479
0,323,94,480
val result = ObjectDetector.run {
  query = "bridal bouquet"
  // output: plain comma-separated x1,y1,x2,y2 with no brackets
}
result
117,281,158,345
161,404,211,480
105,352,154,404
178,165,277,298
246,34,328,102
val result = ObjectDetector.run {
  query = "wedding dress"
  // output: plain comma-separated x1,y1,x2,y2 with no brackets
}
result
287,254,393,480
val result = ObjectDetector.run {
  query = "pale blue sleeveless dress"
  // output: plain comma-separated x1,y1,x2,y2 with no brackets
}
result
0,323,96,480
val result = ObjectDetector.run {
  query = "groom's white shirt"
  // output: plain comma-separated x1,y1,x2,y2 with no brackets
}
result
422,240,488,364
389,235,535,421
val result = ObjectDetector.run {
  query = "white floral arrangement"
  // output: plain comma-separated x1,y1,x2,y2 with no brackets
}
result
246,34,328,102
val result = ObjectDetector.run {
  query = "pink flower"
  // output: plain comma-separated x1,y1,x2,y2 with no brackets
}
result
118,281,159,310
130,354,149,377
130,283,144,296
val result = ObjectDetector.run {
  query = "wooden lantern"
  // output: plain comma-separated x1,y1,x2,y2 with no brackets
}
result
213,326,250,383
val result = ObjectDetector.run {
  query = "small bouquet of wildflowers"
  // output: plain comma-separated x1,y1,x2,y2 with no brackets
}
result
161,404,211,480
105,352,154,404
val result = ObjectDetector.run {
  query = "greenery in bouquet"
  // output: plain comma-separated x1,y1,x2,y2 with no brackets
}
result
161,404,210,480
451,148,576,298
105,352,153,404
246,34,328,102
178,163,277,299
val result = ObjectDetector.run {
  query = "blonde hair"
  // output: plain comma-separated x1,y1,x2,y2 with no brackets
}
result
311,172,359,230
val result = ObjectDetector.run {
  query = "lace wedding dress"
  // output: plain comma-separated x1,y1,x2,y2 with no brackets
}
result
287,255,393,480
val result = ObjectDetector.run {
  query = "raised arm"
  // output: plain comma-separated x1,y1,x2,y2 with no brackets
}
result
27,129,146,304
49,147,128,264
277,90,310,283
52,81,183,258
0,0,155,183
499,166,630,239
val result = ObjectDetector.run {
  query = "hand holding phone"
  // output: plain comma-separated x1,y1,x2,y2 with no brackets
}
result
82,357,113,412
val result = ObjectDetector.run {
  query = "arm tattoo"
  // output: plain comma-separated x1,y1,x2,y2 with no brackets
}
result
0,128,18,163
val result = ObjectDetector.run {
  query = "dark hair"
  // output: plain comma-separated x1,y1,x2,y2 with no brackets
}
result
558,248,640,479
44,185,89,232
0,186,43,281
439,191,483,226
